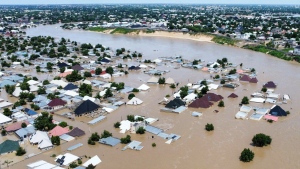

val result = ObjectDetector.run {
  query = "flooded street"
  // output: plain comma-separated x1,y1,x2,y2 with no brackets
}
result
7,25,300,169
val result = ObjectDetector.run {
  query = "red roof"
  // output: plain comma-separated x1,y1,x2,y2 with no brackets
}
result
49,126,69,136
249,77,258,83
228,93,238,98
188,98,213,108
100,71,107,75
6,121,29,132
90,70,95,74
48,98,67,107
240,75,251,82
202,93,223,102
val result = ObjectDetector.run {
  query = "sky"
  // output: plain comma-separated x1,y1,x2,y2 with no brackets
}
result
0,0,299,5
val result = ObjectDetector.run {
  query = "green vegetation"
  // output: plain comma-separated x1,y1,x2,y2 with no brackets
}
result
34,112,56,131
128,93,135,100
261,87,267,92
218,100,225,107
66,71,83,82
86,164,96,169
120,135,131,144
205,123,214,131
111,28,139,34
127,115,135,122
58,121,68,128
100,130,112,139
21,122,27,128
240,148,254,162
241,96,249,104
88,27,111,32
158,77,165,84
244,45,292,61
252,133,272,147
69,162,78,168
51,136,60,145
16,147,26,156
136,127,146,134
114,122,121,128
143,29,155,33
88,132,101,145
3,108,12,117
1,129,7,136
179,86,189,99
132,88,139,92
152,143,156,147
170,84,176,88
104,88,113,98
79,83,92,97
212,36,238,46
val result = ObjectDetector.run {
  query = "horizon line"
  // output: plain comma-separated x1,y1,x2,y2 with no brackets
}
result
0,3,300,5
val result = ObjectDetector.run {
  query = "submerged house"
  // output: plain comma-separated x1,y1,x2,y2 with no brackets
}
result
165,98,185,109
263,81,277,88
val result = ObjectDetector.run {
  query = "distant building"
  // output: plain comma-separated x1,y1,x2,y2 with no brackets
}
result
294,46,300,55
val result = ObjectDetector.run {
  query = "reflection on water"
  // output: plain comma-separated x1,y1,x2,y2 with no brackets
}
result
7,25,300,169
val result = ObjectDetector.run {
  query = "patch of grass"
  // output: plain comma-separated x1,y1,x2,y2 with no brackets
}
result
88,27,111,32
110,28,139,34
212,36,238,46
244,45,292,61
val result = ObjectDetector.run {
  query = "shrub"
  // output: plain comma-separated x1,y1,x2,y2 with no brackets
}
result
218,100,225,107
16,147,26,156
21,122,27,128
120,135,131,144
240,148,254,162
286,111,290,115
241,96,249,104
58,121,68,128
152,143,156,147
128,93,135,100
220,79,225,84
136,127,146,134
170,84,176,88
1,130,7,136
69,162,78,168
69,126,73,130
205,123,214,131
114,122,121,128
132,88,139,92
261,87,267,92
127,115,135,122
158,77,165,84
252,133,272,147
100,130,112,139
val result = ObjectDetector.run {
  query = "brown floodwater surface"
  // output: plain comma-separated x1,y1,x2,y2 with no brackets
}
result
6,25,300,169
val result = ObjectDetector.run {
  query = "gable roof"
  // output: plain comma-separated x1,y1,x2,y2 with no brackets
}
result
49,126,69,137
0,140,20,154
269,105,287,116
67,127,85,137
48,98,67,107
72,65,84,71
165,98,185,109
263,81,277,88
57,62,69,68
188,98,213,108
249,77,258,83
64,83,78,90
202,93,223,102
240,75,251,82
228,93,238,98
74,100,100,115
6,121,29,132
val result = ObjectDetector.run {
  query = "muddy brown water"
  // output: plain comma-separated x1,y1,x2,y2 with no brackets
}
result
2,24,300,169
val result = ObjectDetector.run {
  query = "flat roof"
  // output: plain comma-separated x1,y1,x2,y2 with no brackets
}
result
99,137,120,147
88,116,106,125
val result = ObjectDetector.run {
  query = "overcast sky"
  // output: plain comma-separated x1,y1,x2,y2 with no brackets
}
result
1,0,299,5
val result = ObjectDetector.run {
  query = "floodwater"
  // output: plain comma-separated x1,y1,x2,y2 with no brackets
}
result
5,24,300,169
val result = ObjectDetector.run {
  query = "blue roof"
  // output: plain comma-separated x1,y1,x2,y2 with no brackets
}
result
64,83,78,90
99,137,120,147
27,109,37,116
145,125,163,135
15,126,35,138
0,80,16,88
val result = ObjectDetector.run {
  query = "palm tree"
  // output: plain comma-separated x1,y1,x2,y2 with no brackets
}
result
2,160,13,168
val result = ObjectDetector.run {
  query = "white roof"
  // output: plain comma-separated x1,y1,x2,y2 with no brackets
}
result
30,85,39,92
147,77,158,83
27,80,40,85
100,73,111,79
83,96,96,102
192,85,200,89
183,93,197,102
83,79,91,85
83,155,102,167
139,64,148,68
38,139,53,149
55,153,79,166
145,118,158,124
240,105,252,113
102,83,111,88
64,90,79,97
0,113,12,124
235,111,248,119
208,84,219,90
153,58,162,63
27,160,65,169
119,120,131,133
64,69,73,72
165,77,175,84
0,101,13,108
283,94,290,100
267,93,280,99
127,97,143,105
173,91,181,98
59,134,75,142
99,89,107,97
137,84,150,91
13,87,23,97
30,131,50,144
250,98,265,103
50,80,68,87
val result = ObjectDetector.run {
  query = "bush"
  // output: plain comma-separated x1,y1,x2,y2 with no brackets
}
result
158,77,165,84
69,162,78,168
220,79,225,84
205,123,214,131
261,87,267,92
100,130,112,139
218,100,224,107
114,122,121,128
21,122,27,128
127,115,135,122
170,84,176,88
1,130,7,136
58,121,68,128
152,143,156,147
240,148,254,162
286,111,290,115
136,127,146,134
120,135,131,144
16,147,26,156
132,88,139,92
128,93,135,100
252,133,272,147
241,96,249,104
69,126,73,130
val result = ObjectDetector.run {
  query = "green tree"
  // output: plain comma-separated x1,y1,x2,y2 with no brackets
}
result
105,66,114,75
66,71,83,82
51,136,60,145
120,135,131,144
136,127,146,134
261,87,267,92
1,129,7,136
86,164,96,169
114,122,121,128
37,87,46,94
205,123,214,131
20,82,30,91
127,115,135,122
84,71,92,78
79,83,92,97
252,133,272,147
128,93,135,100
220,79,225,84
34,112,56,131
21,122,27,128
240,148,254,162
104,88,113,98
3,108,12,117
58,121,68,128
69,162,78,168
60,67,65,73
218,100,225,107
27,93,35,102
158,77,165,84
241,96,249,104
100,130,112,139
95,67,102,75
16,147,26,156
170,84,176,88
